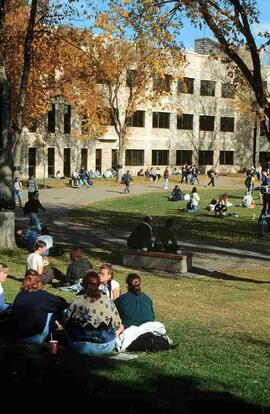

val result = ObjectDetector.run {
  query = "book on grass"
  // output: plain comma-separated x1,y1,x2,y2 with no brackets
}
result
110,353,138,361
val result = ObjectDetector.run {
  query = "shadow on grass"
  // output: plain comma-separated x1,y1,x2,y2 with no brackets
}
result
1,343,267,413
191,267,270,284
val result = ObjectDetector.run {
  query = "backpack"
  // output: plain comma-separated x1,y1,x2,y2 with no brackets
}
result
126,332,171,352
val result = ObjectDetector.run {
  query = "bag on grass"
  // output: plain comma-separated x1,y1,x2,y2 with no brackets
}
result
126,332,170,352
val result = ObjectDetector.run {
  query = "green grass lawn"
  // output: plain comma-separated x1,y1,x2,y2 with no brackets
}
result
67,188,263,245
1,243,270,410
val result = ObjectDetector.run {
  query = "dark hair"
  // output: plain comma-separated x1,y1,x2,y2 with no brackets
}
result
82,271,101,299
34,240,46,250
70,247,84,261
41,226,50,235
143,216,152,224
126,273,141,286
165,218,174,227
21,272,43,292
191,187,197,193
210,199,217,205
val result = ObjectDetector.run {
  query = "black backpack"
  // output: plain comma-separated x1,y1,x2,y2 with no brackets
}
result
126,332,171,352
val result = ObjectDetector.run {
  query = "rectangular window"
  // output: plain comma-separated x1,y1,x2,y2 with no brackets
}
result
153,75,172,92
199,115,215,131
96,149,102,172
63,148,71,177
126,150,144,166
220,117,235,132
112,149,118,170
177,114,193,130
152,150,169,165
152,112,170,129
64,104,71,134
177,77,194,94
28,147,36,177
176,150,193,165
199,150,213,165
48,104,55,133
47,148,55,177
126,69,137,87
219,151,234,165
222,83,235,98
200,80,215,96
127,110,145,127
81,148,88,170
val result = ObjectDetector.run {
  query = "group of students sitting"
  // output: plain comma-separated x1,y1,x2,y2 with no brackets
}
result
0,260,172,354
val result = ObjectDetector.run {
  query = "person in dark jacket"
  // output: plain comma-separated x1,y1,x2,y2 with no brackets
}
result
168,185,184,201
127,216,153,250
23,191,46,231
155,218,178,252
2,270,68,343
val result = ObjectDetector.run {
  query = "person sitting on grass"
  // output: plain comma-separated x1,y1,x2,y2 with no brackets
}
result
214,198,227,218
206,199,217,212
98,263,120,301
242,193,256,208
115,274,172,352
26,240,54,285
155,218,178,253
65,271,124,355
186,187,200,213
0,263,10,313
1,270,68,344
167,185,184,201
60,247,93,291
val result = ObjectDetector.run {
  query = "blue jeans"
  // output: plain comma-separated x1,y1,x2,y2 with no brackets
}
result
29,212,42,231
21,313,53,344
258,214,270,235
70,338,116,355
14,191,22,208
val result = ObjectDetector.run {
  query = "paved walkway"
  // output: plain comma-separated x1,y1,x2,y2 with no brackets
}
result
16,175,270,280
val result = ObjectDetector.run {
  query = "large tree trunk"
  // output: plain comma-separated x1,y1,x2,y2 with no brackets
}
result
117,138,125,183
0,61,16,249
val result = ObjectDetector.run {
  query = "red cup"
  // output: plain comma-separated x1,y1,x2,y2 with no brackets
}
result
49,340,58,355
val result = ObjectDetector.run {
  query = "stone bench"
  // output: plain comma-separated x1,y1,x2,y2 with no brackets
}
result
123,250,193,274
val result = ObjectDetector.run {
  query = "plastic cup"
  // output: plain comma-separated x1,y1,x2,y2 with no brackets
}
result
142,247,148,252
49,340,58,355
176,250,182,255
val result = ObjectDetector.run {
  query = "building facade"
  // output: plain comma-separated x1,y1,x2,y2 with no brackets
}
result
21,39,270,179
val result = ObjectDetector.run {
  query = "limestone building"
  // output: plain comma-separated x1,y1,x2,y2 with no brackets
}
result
21,38,270,179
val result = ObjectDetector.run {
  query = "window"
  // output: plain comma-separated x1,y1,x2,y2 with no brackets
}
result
152,112,170,129
199,150,213,165
64,104,71,134
176,150,193,165
112,149,118,170
220,151,234,165
177,77,194,94
220,117,234,132
153,75,172,92
63,148,71,177
199,115,215,131
81,148,88,170
126,69,137,87
200,80,215,96
28,147,36,177
127,111,145,127
96,149,102,172
126,150,144,166
259,152,270,165
177,114,193,130
48,148,55,177
81,115,89,134
222,83,235,98
48,104,55,133
152,150,169,165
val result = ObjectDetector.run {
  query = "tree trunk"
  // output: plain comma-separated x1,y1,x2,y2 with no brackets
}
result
0,61,16,249
117,141,125,183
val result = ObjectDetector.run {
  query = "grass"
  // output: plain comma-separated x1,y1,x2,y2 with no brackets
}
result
1,244,270,410
67,187,263,245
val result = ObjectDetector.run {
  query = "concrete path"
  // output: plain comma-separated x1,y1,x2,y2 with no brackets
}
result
15,175,270,280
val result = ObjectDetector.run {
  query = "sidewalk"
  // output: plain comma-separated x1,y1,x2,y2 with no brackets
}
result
15,175,270,278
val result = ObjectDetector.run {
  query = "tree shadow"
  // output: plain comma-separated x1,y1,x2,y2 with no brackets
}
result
190,266,270,284
0,343,267,413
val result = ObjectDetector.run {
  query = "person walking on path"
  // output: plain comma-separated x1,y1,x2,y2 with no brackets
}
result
13,177,23,208
23,191,46,231
163,167,170,190
27,176,38,200
207,167,217,187
122,170,132,194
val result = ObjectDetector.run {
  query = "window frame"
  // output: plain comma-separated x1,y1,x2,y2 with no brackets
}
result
152,150,169,166
177,114,194,130
199,115,215,131
220,117,235,133
152,112,170,129
125,149,145,166
219,151,234,165
200,80,216,97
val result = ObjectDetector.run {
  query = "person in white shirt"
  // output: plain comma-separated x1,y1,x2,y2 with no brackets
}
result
99,263,120,301
26,240,53,284
188,187,200,212
13,177,23,208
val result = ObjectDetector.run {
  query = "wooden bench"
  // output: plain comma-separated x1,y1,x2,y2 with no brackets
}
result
123,250,193,274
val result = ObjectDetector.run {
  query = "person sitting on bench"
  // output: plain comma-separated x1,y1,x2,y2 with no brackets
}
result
155,218,178,252
127,216,154,250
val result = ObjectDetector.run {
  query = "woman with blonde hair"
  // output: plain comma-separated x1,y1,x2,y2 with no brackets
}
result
99,263,120,300
5,270,68,343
